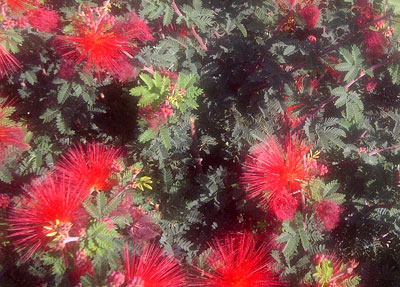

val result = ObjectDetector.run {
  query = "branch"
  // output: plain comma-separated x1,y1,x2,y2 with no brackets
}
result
191,25,208,51
171,0,183,17
368,143,400,156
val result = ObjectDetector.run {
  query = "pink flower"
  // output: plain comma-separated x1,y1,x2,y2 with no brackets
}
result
269,190,298,221
315,199,343,231
107,271,125,287
307,35,317,43
364,29,387,57
99,217,113,230
366,78,378,92
299,5,320,29
0,194,11,209
26,8,61,32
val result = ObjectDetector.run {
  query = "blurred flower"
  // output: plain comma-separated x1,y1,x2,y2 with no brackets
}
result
4,0,37,13
107,271,125,287
99,217,113,231
123,244,186,287
307,35,317,43
315,199,342,231
0,99,29,163
243,136,313,219
269,189,298,221
0,41,20,78
366,78,377,92
54,9,153,81
0,193,11,209
55,143,122,192
57,59,75,80
192,232,282,287
363,29,387,57
8,175,88,261
299,5,320,29
26,8,61,33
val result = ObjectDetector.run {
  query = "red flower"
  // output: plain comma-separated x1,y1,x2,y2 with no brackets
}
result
0,42,20,78
315,199,342,231
299,5,320,29
269,190,298,221
54,10,153,81
366,78,378,92
26,8,61,33
192,232,283,287
0,99,29,163
55,143,122,192
363,29,387,57
123,244,186,287
8,175,88,261
243,136,312,204
5,0,37,13
0,194,11,209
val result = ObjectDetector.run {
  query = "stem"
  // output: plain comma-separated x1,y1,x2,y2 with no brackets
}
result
190,117,203,175
191,25,208,51
63,237,80,244
171,0,183,17
368,144,400,156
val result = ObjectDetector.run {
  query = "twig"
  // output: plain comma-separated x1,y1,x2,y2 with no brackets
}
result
190,117,203,175
368,144,400,156
191,25,208,51
171,0,183,17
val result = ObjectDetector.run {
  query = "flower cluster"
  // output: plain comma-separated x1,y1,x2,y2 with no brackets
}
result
7,142,122,261
0,99,29,163
54,8,153,81
8,175,88,261
138,103,174,131
108,244,186,287
243,136,318,220
192,232,282,287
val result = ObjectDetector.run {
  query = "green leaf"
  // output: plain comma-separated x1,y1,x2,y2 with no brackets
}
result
283,45,296,56
57,83,71,104
139,129,157,143
283,234,299,259
140,73,154,89
160,127,172,149
236,22,247,37
163,8,173,26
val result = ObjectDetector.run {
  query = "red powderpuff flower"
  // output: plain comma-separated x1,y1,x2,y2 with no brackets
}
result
0,42,21,78
0,194,11,209
0,99,29,163
363,29,387,57
123,244,186,287
26,8,61,33
300,5,320,29
5,0,37,13
315,199,342,231
7,175,89,261
242,136,312,204
55,143,122,192
192,232,283,287
269,190,298,221
54,10,153,82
